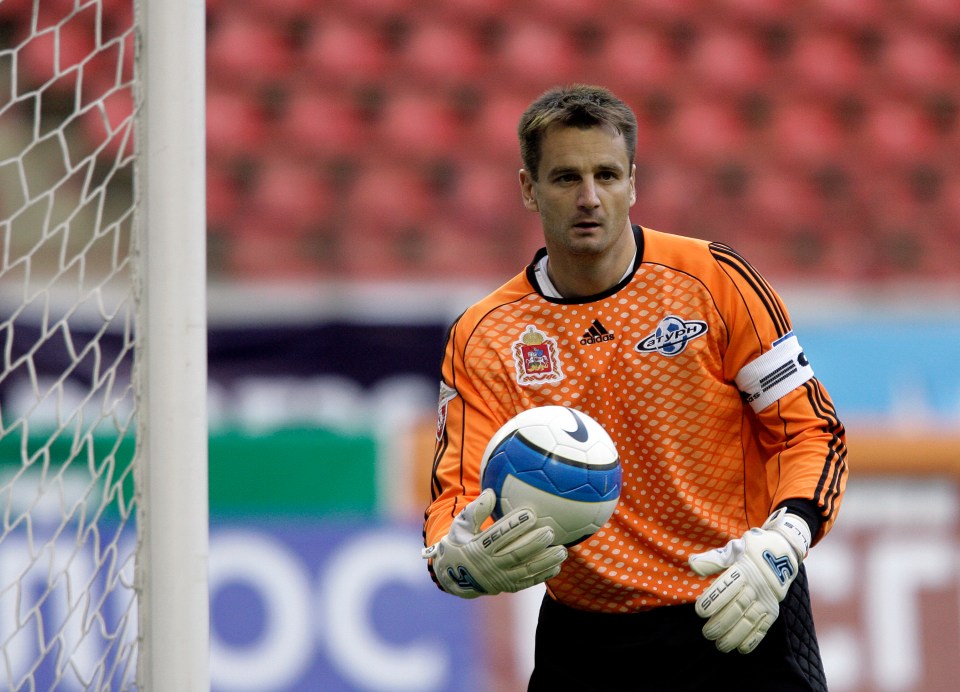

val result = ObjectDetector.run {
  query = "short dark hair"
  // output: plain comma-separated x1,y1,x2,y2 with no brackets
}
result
518,84,638,180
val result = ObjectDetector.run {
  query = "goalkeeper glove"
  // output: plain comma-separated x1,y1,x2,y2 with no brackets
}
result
422,488,568,599
688,508,811,654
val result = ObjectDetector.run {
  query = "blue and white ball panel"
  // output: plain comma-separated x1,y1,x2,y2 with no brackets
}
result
479,405,619,471
498,475,620,546
483,433,621,506
481,432,622,545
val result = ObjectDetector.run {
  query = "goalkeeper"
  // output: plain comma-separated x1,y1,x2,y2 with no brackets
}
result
422,84,846,691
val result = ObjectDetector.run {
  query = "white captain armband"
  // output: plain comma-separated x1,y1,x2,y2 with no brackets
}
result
735,332,814,412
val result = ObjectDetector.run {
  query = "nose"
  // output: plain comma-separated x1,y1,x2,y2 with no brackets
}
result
578,179,600,208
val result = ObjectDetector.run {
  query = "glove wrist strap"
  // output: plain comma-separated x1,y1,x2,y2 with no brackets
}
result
763,508,811,561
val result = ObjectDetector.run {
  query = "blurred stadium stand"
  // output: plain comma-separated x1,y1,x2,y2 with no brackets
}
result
5,0,959,282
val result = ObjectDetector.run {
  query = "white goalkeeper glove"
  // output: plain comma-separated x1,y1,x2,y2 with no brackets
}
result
688,509,812,654
422,488,568,599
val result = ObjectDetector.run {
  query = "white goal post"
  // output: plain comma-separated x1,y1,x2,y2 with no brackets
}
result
0,0,209,689
136,0,209,689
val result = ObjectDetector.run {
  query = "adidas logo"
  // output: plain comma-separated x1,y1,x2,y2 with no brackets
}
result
579,319,616,345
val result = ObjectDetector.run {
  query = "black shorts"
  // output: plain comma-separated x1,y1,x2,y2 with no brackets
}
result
528,566,827,692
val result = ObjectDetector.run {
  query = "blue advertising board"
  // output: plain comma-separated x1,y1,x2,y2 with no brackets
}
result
207,519,483,692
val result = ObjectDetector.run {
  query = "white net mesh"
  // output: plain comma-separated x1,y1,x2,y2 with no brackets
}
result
0,1,139,689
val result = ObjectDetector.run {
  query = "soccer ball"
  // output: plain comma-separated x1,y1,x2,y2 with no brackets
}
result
479,406,621,546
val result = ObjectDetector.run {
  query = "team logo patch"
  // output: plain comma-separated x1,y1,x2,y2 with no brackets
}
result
635,315,708,356
513,325,564,386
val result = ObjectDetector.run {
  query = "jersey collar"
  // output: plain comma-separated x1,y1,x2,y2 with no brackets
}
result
526,225,644,303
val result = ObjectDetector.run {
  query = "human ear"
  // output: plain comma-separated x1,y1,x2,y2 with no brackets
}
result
519,169,539,211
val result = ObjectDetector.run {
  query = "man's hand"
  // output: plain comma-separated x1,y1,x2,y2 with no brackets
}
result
422,489,568,599
688,509,811,653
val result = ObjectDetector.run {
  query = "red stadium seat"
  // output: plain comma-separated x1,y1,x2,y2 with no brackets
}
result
241,0,317,23
332,0,416,20
398,20,487,86
879,31,957,96
619,0,702,24
346,164,437,230
748,169,820,227
596,26,679,96
429,0,511,23
909,0,960,26
302,17,391,87
867,222,953,277
470,92,534,163
448,162,523,223
770,100,848,168
943,177,960,231
712,0,794,25
342,217,506,279
375,91,464,160
687,27,772,95
206,88,270,162
206,164,241,229
786,30,865,98
860,100,938,167
207,13,296,88
633,162,693,233
492,21,579,88
279,91,366,159
247,158,334,232
526,0,604,25
226,213,330,281
809,0,885,28
669,99,748,164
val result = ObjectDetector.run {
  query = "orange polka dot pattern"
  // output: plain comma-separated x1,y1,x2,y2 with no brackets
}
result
424,228,848,613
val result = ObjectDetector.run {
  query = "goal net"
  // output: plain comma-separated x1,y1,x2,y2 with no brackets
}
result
0,1,207,689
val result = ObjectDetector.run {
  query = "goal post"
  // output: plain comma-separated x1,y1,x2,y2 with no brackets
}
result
135,0,210,690
0,0,209,689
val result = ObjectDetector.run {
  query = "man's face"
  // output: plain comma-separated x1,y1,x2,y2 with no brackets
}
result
520,123,636,259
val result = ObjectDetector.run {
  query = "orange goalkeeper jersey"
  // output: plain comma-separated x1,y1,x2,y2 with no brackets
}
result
424,226,847,613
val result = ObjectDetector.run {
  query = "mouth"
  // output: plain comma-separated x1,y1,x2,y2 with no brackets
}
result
573,221,601,230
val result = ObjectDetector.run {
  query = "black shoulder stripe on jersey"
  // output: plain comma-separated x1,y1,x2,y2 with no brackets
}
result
812,403,846,516
824,448,845,519
710,242,789,336
710,243,789,338
816,435,845,519
809,377,846,447
803,379,847,520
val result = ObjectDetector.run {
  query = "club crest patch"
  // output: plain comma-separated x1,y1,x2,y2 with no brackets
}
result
513,325,564,386
636,315,708,356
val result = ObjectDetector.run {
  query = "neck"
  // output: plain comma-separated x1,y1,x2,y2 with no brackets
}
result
546,230,635,299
